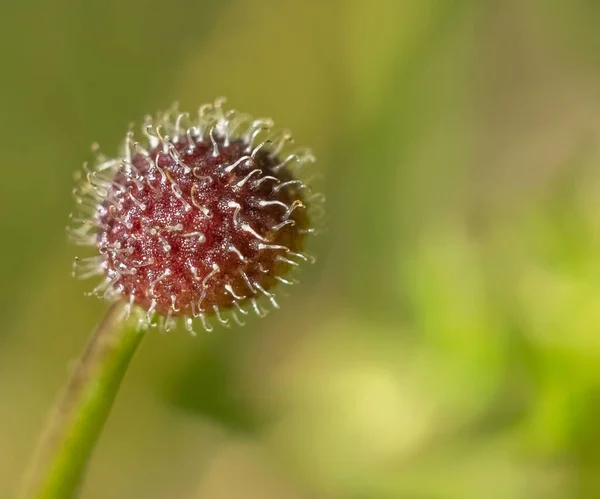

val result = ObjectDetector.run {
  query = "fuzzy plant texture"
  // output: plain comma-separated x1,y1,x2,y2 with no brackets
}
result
69,98,323,332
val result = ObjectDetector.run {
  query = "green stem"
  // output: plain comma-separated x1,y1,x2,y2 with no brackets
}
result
20,301,145,499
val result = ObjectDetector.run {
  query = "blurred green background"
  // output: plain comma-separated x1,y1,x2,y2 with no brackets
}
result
3,0,600,497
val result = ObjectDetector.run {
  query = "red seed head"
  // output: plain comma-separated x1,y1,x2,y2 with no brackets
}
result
70,100,323,332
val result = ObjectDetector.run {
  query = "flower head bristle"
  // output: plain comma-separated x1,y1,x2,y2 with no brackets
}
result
69,99,324,332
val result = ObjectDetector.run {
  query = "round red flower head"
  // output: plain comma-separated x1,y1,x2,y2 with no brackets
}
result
69,99,323,333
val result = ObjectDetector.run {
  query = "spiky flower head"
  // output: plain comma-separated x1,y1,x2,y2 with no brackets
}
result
69,99,323,333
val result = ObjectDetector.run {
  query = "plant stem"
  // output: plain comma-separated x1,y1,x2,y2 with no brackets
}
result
20,301,145,499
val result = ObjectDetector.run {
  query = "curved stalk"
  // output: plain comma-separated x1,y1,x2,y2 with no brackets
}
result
20,301,145,499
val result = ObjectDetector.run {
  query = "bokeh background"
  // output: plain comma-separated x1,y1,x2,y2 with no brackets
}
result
2,0,600,497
